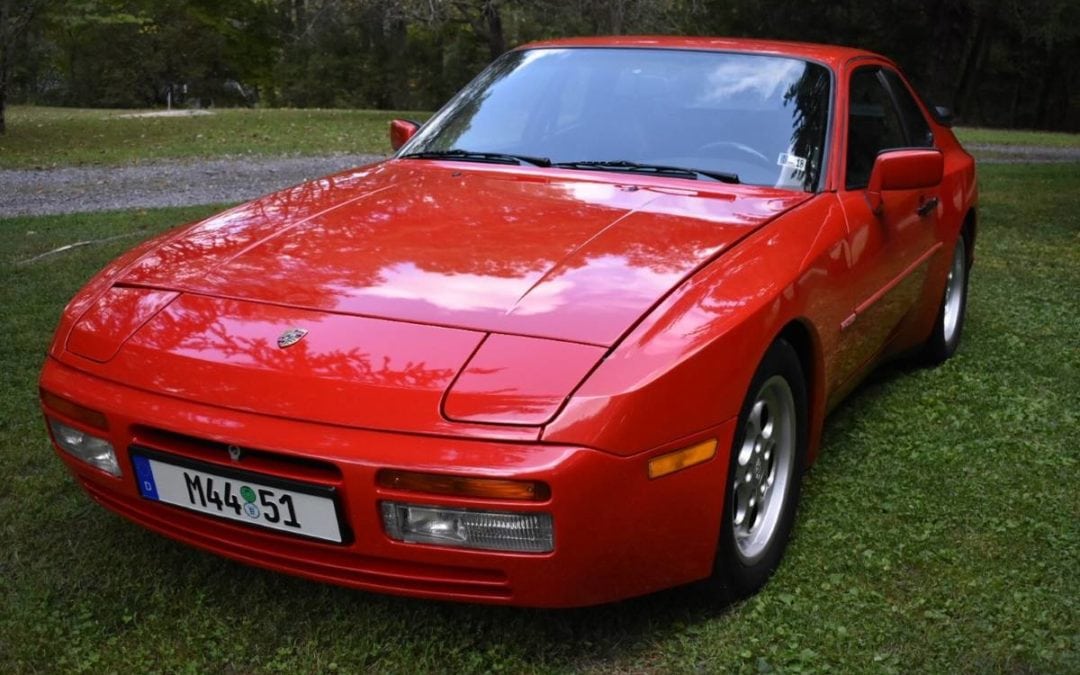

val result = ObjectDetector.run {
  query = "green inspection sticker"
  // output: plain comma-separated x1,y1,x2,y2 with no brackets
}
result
240,486,256,503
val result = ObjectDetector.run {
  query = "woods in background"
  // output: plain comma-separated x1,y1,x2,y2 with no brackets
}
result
2,0,1077,133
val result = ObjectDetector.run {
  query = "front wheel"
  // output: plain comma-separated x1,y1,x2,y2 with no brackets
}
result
922,235,970,364
704,338,808,602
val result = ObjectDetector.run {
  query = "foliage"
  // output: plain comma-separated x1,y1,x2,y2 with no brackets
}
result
2,0,1078,132
0,0,50,133
707,0,1080,132
0,155,1077,673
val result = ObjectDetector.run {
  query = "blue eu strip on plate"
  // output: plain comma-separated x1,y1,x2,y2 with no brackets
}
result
132,455,160,500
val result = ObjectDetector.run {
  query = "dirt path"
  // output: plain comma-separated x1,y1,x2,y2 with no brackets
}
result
1,145,1076,218
0,153,383,218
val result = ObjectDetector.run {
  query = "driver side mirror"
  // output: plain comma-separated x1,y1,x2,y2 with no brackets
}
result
867,149,944,214
390,119,420,151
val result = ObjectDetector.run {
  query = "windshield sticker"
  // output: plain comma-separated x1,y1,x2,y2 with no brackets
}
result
777,153,807,172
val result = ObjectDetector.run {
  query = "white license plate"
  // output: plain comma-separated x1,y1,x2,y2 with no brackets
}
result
132,452,344,543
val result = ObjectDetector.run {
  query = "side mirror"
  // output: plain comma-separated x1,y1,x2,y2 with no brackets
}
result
867,148,943,214
390,119,420,151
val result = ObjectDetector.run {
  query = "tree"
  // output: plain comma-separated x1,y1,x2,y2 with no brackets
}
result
0,0,49,133
4,0,1077,130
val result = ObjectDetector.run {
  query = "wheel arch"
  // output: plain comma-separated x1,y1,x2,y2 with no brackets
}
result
773,318,827,464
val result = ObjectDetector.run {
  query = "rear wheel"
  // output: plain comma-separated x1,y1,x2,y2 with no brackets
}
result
922,235,969,364
705,338,808,602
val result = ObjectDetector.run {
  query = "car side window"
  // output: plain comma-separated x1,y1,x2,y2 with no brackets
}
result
881,69,934,148
845,68,907,190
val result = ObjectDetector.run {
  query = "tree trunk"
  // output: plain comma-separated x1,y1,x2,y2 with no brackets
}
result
0,0,45,127
482,1,504,60
610,0,626,35
953,12,992,119
1035,47,1061,130
1008,79,1022,128
925,0,962,102
386,16,408,108
0,0,8,134
292,0,305,37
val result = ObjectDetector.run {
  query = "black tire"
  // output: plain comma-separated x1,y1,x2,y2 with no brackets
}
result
703,338,808,603
922,234,970,365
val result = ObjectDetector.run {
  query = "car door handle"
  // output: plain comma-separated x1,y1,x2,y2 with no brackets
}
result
917,197,939,218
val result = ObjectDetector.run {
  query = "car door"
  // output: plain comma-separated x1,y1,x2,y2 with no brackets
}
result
832,65,942,389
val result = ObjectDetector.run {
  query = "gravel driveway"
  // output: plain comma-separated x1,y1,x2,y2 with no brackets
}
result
965,144,1080,164
1,145,1076,218
0,153,383,218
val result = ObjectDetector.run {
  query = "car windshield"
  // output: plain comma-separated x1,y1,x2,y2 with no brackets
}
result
402,47,832,191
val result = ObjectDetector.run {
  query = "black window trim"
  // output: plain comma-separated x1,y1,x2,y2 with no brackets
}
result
877,67,935,149
844,64,910,191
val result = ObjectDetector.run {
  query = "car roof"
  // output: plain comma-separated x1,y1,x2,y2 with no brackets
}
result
516,36,889,70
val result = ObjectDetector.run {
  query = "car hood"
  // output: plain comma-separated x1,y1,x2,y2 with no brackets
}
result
118,161,811,346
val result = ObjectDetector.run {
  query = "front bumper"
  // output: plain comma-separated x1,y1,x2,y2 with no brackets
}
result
41,356,734,607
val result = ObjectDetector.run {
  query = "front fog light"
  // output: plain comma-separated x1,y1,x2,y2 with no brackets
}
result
381,502,553,553
47,419,120,476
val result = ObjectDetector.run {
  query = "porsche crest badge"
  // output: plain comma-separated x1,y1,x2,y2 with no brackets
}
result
277,327,308,349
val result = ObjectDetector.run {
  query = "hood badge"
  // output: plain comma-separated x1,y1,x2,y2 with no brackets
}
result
277,327,308,349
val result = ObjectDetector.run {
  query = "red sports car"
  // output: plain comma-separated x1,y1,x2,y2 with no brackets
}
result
40,37,976,607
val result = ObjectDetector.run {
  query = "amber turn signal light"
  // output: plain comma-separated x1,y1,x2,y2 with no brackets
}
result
40,389,109,431
377,469,551,501
648,439,718,479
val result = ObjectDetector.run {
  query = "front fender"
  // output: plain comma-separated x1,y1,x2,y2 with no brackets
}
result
542,194,847,457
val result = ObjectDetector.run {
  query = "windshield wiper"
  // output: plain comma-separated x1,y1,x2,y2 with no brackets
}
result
399,153,739,183
400,149,551,167
553,160,739,184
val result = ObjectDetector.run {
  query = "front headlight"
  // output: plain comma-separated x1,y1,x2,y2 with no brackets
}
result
47,418,120,476
381,502,554,553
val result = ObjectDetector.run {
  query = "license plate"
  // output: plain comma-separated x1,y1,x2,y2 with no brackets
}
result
131,451,344,543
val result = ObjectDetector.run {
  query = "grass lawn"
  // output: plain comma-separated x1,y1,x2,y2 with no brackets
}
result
2,105,1076,170
954,126,1080,148
1,164,1078,672
0,106,430,169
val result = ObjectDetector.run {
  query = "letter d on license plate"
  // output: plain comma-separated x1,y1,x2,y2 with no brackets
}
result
132,452,343,543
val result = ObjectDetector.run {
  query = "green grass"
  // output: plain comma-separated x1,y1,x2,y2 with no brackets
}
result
1,165,1078,672
954,126,1080,148
0,106,430,169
